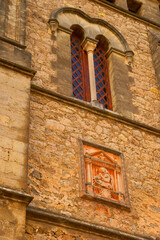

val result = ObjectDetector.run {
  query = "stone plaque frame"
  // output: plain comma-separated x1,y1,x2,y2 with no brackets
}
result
79,140,130,210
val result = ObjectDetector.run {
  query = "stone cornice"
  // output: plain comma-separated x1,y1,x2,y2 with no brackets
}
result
91,0,160,30
26,206,155,240
106,47,126,58
0,57,36,77
31,84,160,136
106,48,134,66
0,35,26,49
0,186,33,205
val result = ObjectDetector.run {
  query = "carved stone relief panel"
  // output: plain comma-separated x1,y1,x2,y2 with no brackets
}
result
80,140,130,209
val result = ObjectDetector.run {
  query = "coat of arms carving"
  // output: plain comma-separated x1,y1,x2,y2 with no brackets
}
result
80,140,130,209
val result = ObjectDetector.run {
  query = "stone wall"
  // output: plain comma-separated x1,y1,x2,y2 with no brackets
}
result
0,0,34,240
25,220,107,240
0,64,33,240
26,0,160,128
0,0,26,44
0,197,26,240
0,65,31,191
27,90,160,238
0,0,159,239
148,29,160,90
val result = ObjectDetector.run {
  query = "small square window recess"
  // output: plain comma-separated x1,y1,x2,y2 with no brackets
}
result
80,140,130,210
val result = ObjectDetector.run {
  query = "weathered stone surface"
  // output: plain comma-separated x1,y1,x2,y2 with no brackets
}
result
0,200,25,240
28,92,160,238
24,219,126,240
148,30,160,91
0,66,31,191
139,0,160,24
0,0,26,43
30,170,42,180
26,0,160,128
0,0,160,240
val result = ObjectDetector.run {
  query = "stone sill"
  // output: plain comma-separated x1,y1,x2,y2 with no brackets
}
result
26,206,155,240
31,84,160,136
81,193,131,211
91,0,160,30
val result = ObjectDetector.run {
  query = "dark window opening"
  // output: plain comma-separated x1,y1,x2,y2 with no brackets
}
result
105,0,115,3
127,0,142,13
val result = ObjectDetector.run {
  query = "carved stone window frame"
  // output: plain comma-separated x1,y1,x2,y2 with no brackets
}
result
79,139,131,210
49,7,135,118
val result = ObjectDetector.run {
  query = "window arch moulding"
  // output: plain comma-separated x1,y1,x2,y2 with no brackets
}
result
49,7,136,118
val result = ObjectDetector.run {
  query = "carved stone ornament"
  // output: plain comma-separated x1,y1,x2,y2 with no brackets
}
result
125,51,134,66
48,19,59,34
80,141,130,209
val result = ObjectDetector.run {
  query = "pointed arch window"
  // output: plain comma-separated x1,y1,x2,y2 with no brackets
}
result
71,32,112,110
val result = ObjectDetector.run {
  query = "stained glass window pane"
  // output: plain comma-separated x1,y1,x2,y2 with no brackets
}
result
71,33,84,100
94,43,112,110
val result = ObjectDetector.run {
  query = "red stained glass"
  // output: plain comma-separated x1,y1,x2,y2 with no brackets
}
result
71,33,112,108
71,33,84,100
71,33,90,102
94,43,112,110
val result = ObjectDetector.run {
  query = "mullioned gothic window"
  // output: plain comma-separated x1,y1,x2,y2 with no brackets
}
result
71,30,112,110
49,7,134,118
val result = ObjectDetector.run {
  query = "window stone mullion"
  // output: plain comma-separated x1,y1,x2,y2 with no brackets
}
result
82,37,98,102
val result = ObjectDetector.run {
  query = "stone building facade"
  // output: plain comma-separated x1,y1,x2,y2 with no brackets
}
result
0,0,160,239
